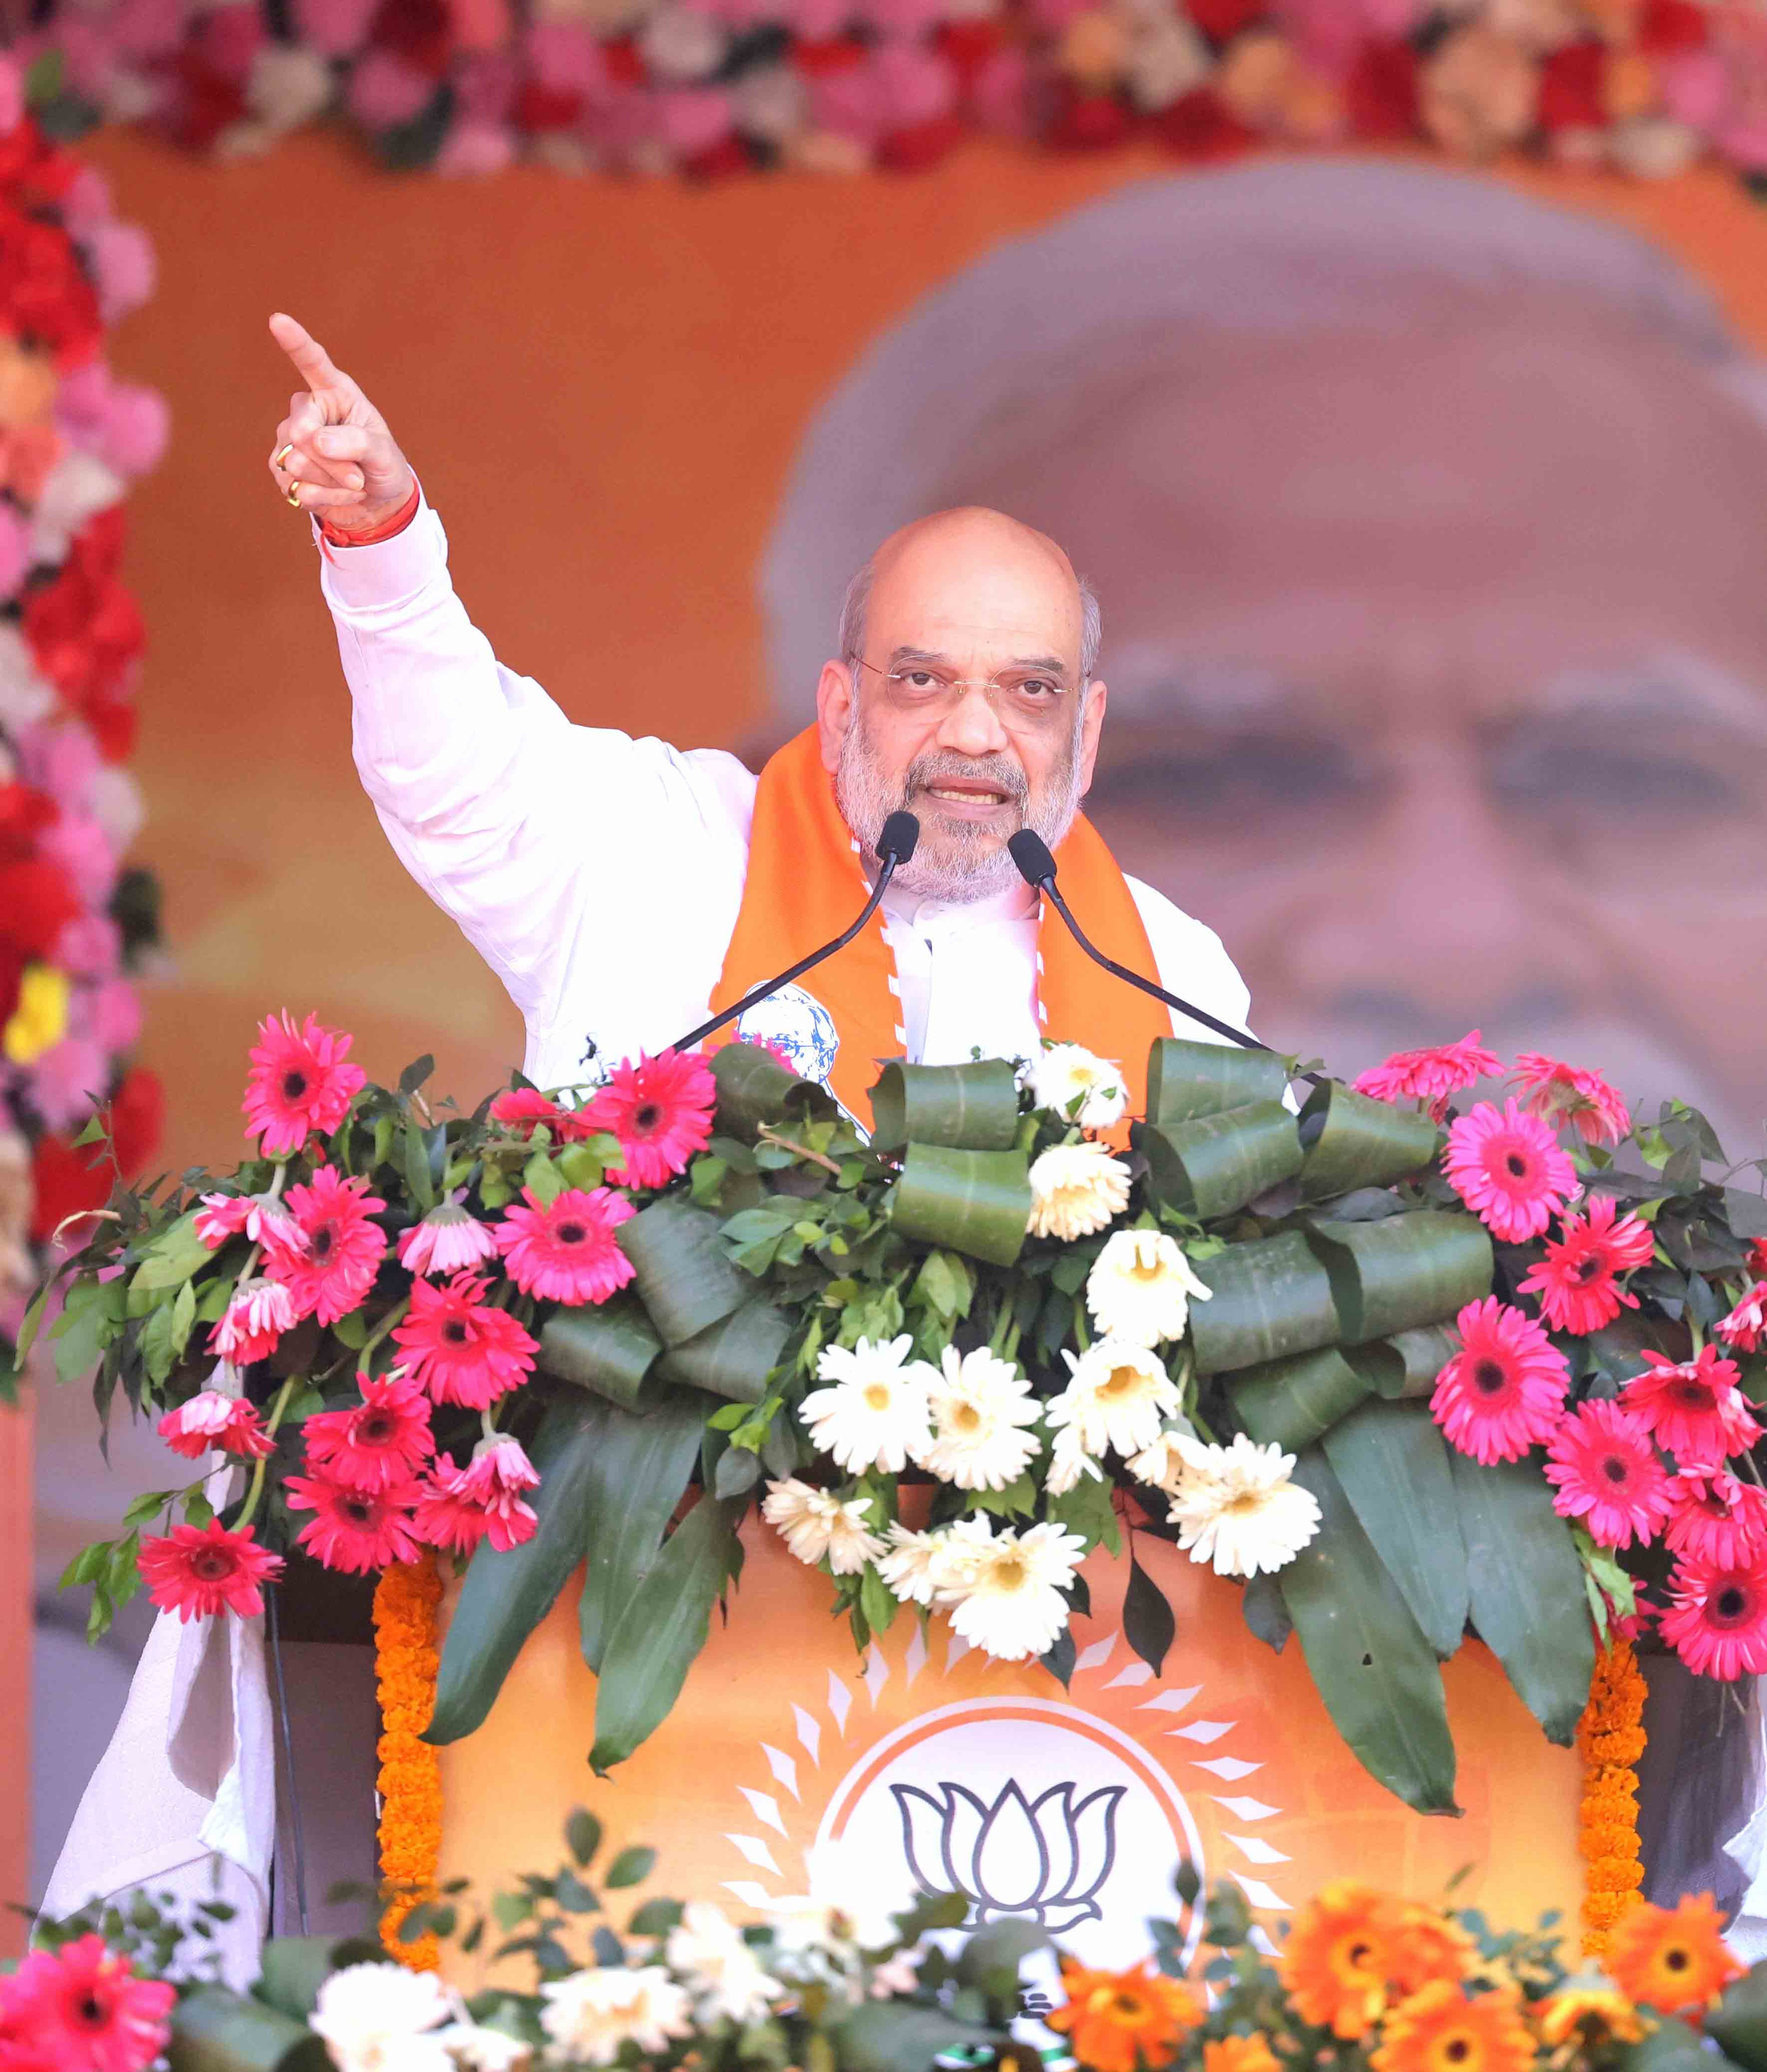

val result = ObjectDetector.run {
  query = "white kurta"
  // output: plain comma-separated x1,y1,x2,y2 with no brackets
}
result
47,490,1256,1954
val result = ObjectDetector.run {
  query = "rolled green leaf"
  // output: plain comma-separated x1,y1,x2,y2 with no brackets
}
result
654,1295,789,1404
1146,1038,1289,1125
1231,1344,1372,1452
1188,1230,1341,1377
579,1389,710,1674
708,1041,836,1139
1307,1212,1493,1343
426,1393,610,1744
1708,1972,1767,2072
1450,1449,1594,1745
1278,1449,1459,1814
1322,1400,1469,1660
168,1987,330,2072
1620,2018,1737,2072
537,1300,662,1412
890,1143,1031,1269
831,2003,1005,2072
590,1495,745,1773
1135,1100,1304,1221
618,1196,752,1346
1297,1083,1442,1200
869,1059,1021,1153
1353,1324,1459,1402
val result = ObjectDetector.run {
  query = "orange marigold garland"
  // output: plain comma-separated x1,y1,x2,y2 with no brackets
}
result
372,1552,444,1972
1576,1635,1648,1959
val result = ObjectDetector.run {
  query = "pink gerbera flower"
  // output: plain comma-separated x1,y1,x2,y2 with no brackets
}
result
391,1272,538,1408
157,1389,274,1461
1718,1281,1767,1354
207,1276,296,1364
138,1520,283,1622
495,1186,635,1305
396,1195,498,1278
1517,1195,1656,1335
285,1470,423,1573
413,1433,540,1556
3,1936,175,2072
194,1187,307,1255
1543,1400,1672,1549
1623,1346,1762,1463
1664,1466,1767,1569
1352,1029,1501,1123
1659,1550,1767,1679
583,1048,717,1188
1442,1099,1576,1244
488,1086,596,1141
241,1010,366,1155
263,1166,387,1326
1510,1052,1631,1146
301,1371,433,1492
1431,1297,1570,1464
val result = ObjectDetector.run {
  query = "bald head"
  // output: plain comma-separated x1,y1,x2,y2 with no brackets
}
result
837,508,1102,690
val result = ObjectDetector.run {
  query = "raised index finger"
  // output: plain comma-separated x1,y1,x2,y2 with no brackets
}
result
269,311,348,394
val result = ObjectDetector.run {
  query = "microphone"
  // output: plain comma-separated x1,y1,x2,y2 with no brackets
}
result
1007,829,1271,1054
673,811,920,1054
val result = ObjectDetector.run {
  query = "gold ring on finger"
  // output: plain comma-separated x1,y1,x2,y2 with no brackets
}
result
286,480,303,510
274,443,295,470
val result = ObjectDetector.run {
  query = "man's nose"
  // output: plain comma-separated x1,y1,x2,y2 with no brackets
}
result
1274,742,1607,1023
933,683,1012,760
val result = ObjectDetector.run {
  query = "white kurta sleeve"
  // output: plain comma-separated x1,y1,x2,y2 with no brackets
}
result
317,498,753,1057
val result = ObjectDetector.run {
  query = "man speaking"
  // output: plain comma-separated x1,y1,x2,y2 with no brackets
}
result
265,312,1252,1115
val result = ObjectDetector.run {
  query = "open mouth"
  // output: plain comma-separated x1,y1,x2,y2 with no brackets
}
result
918,780,1015,813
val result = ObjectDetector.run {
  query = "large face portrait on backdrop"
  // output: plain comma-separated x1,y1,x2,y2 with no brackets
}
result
760,158,1767,1159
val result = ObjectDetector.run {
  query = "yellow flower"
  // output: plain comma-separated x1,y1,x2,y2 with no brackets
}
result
2,962,68,1065
1536,1983,1645,2047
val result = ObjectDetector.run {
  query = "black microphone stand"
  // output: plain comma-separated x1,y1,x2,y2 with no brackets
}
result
672,810,921,1054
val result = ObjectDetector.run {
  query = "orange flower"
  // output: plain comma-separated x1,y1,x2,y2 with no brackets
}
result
1535,1983,1645,2047
1391,1904,1476,1994
1371,1981,1536,2072
1607,1893,1743,2015
373,1554,443,1972
1204,2036,1281,2072
1283,1881,1400,2039
1048,1957,1202,2072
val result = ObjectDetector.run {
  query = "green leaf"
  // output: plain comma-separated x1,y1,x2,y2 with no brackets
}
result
168,1983,332,2071
589,1496,745,1773
869,1059,1021,1153
1322,1399,1468,1659
133,1213,214,1292
1145,1038,1288,1125
1231,1343,1372,1452
570,1390,707,1673
1297,1083,1441,1200
890,1144,1031,1269
620,1196,752,1345
1278,1448,1459,1813
708,1041,836,1140
537,1301,662,1412
403,1119,436,1213
1617,2017,1729,2072
1449,1449,1594,1744
51,1278,125,1385
1188,1230,1340,1377
626,1897,684,1937
654,1296,789,1406
1308,1212,1493,1343
833,2003,1005,2072
1708,1970,1767,2072
254,1934,383,2020
1136,1101,1304,1222
603,1845,656,1889
398,1054,435,1097
1241,1571,1291,1652
1123,1554,1176,1675
556,1143,605,1192
523,1152,566,1208
1355,1325,1459,1401
565,1806,602,1869
426,1394,609,1744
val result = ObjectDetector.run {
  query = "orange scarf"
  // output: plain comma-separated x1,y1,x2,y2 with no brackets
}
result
709,727,1172,1127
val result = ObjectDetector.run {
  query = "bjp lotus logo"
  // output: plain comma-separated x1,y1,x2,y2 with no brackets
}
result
891,1778,1126,1931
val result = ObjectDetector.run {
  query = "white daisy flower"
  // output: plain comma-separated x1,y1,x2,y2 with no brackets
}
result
667,1901,785,2026
1043,1421,1103,1497
1168,1433,1322,1578
310,1963,454,2072
1051,1338,1181,1458
798,1334,934,1474
1026,1140,1133,1242
435,2025,533,2070
1085,1228,1211,1346
938,1516,1088,1662
913,1344,1042,1491
761,1480,886,1576
1126,1428,1193,1498
1031,1042,1128,1129
877,1522,953,1606
539,1966,693,2066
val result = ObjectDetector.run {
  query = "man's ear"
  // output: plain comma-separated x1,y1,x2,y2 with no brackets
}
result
1076,679,1107,796
815,658,857,775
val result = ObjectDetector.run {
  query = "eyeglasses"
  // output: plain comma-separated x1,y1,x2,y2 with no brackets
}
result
852,656,1077,728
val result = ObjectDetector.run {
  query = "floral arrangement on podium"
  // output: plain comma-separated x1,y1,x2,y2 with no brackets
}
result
0,82,166,1352
21,1816,1767,2072
33,1013,1767,1946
